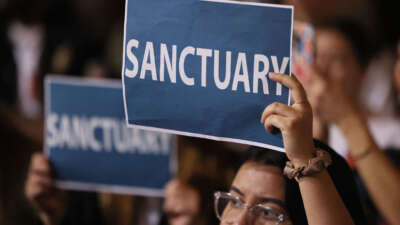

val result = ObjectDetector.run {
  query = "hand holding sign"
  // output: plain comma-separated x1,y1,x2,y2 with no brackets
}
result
25,153,66,225
261,73,315,165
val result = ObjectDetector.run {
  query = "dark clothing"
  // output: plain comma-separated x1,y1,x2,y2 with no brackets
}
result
354,148,400,225
60,191,105,225
0,20,17,106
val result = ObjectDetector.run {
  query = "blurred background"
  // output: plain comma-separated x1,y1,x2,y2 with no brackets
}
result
1,0,400,225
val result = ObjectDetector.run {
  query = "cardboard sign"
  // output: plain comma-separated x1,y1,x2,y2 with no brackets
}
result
45,76,175,197
122,0,293,151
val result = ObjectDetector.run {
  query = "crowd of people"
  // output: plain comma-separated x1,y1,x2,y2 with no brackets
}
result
1,0,400,225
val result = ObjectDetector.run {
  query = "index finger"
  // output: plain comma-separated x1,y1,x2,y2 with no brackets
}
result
269,73,308,104
30,153,52,174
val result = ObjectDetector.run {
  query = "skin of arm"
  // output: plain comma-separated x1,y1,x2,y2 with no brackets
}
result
261,72,355,225
337,105,400,225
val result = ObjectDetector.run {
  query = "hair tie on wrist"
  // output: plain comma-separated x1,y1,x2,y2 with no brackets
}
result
283,150,332,181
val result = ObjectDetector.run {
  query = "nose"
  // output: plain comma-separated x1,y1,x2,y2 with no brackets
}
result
221,209,249,225
234,209,249,225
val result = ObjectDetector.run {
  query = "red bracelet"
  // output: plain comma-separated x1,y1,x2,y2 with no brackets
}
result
283,150,332,181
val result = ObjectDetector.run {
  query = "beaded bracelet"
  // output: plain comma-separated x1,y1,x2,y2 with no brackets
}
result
283,150,332,181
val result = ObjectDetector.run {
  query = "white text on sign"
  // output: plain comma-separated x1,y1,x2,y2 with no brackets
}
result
47,113,171,155
125,39,290,95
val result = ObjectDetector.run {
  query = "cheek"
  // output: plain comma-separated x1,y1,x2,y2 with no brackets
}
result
327,62,347,82
331,60,361,85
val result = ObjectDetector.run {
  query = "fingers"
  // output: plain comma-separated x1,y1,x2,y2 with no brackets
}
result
25,175,54,201
25,153,56,204
260,102,296,124
25,153,66,222
269,73,308,104
262,114,288,133
30,153,52,175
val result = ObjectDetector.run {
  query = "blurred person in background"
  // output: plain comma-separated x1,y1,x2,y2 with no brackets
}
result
298,24,400,225
312,20,400,157
0,1,75,224
24,153,104,225
0,0,124,116
0,0,78,118
302,20,372,155
162,175,225,225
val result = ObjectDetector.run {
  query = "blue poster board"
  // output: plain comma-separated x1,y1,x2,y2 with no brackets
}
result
45,76,175,197
122,0,293,151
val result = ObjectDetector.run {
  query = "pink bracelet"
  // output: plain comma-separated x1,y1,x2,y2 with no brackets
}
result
283,150,332,181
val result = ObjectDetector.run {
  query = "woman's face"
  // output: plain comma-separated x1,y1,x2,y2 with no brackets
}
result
163,179,200,225
220,162,290,225
315,29,364,95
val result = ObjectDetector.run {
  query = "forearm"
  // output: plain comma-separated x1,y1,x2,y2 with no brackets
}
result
338,112,400,225
298,170,354,225
356,149,400,225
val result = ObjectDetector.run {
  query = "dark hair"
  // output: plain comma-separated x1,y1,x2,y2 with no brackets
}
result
246,146,307,225
316,20,371,68
246,140,367,225
186,174,227,225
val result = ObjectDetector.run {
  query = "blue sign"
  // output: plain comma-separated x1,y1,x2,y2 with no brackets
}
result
122,0,293,151
45,76,175,197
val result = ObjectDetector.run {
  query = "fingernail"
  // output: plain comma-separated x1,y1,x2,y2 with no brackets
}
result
269,72,279,79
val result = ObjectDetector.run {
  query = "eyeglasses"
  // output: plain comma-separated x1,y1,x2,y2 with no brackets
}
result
214,191,289,225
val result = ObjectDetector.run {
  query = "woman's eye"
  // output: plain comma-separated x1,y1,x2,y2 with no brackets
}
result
261,208,276,219
230,198,242,207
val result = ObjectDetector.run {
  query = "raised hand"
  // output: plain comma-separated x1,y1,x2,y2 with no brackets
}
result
25,153,66,225
261,73,315,166
301,64,359,125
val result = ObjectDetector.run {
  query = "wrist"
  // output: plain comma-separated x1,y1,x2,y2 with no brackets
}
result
284,149,332,181
287,145,316,168
335,109,374,156
290,153,315,167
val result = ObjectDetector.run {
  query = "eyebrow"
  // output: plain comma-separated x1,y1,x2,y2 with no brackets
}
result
229,186,244,196
257,197,287,210
229,186,286,210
